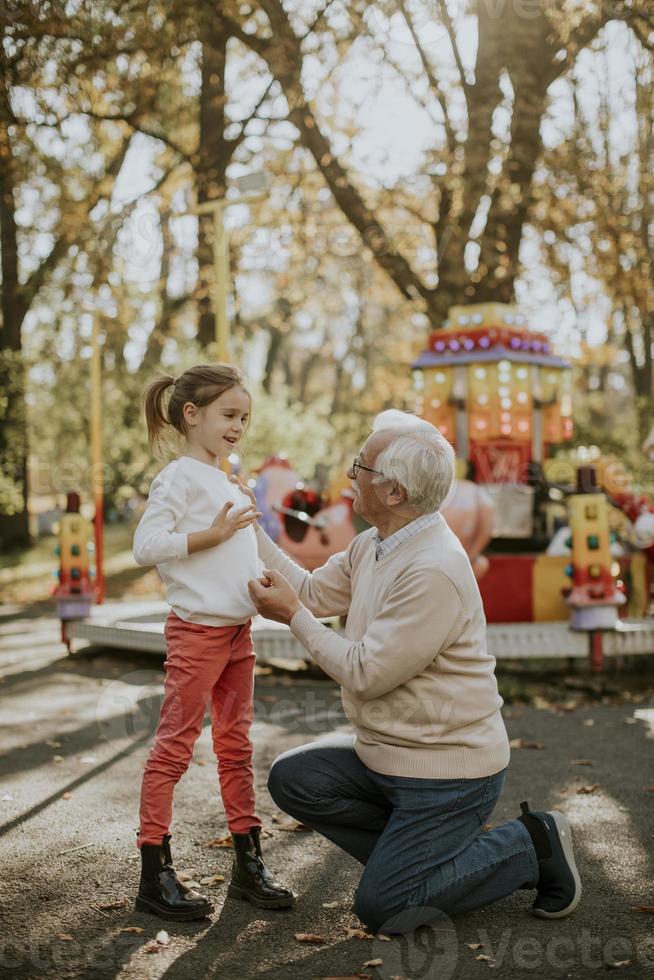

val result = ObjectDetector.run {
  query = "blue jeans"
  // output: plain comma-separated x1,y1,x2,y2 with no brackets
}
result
267,734,539,933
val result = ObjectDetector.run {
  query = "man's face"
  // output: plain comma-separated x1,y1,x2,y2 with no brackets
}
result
346,431,392,524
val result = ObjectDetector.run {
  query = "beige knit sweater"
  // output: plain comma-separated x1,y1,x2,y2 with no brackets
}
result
255,515,510,779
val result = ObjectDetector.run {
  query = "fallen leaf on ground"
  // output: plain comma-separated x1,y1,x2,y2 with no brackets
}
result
57,934,74,941
155,930,170,945
119,927,144,934
200,875,225,885
322,901,340,909
97,899,127,911
294,933,325,944
362,960,383,968
509,739,544,749
346,927,375,940
572,759,594,766
631,906,654,913
176,869,197,881
607,960,633,969
277,820,312,832
467,942,484,950
376,935,392,942
205,836,233,848
61,792,73,800
476,953,496,963
577,784,600,794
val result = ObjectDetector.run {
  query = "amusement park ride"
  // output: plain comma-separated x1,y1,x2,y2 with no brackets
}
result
56,303,654,669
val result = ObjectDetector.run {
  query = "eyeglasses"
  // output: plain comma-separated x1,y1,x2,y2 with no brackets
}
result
352,456,383,478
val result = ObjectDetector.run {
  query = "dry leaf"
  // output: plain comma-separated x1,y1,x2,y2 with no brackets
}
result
97,899,126,911
376,934,392,942
322,901,340,909
61,792,73,800
119,927,145,934
205,836,233,849
346,927,374,940
577,784,600,794
476,954,496,964
176,869,197,881
572,759,594,766
278,821,312,833
509,739,544,750
467,942,484,950
607,960,634,969
155,930,170,945
362,960,383,968
631,906,654,913
200,875,225,885
57,934,74,941
294,933,325,944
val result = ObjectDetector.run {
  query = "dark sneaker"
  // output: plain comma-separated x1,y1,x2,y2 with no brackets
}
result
519,801,582,919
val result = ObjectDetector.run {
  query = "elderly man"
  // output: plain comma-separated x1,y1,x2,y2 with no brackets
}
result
248,411,581,934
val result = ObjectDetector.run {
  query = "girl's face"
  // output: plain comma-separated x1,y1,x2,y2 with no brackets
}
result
184,386,250,462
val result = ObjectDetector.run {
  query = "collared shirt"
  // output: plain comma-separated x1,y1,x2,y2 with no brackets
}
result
374,511,441,561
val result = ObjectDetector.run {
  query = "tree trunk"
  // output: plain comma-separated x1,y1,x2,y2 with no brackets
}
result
0,45,30,547
196,15,230,349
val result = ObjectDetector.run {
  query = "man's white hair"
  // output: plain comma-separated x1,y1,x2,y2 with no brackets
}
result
371,410,455,514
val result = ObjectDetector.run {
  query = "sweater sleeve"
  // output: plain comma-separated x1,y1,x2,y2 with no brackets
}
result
289,567,464,700
255,523,352,618
133,465,189,566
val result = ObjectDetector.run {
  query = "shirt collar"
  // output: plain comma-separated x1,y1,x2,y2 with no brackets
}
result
374,511,440,561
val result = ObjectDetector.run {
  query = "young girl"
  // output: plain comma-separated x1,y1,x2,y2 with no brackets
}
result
132,364,295,921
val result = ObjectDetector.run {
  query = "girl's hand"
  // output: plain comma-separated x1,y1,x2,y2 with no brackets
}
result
228,474,258,509
210,501,262,544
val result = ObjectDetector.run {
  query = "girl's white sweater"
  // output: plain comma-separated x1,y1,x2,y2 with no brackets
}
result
133,456,263,626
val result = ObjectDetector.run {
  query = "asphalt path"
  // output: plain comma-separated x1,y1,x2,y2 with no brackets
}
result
0,607,653,980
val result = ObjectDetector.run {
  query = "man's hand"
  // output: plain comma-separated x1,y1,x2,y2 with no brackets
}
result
229,474,258,509
248,568,302,624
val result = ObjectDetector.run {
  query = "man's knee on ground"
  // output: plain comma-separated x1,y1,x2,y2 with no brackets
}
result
354,881,397,935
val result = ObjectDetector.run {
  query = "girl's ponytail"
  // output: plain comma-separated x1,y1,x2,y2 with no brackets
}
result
144,375,176,451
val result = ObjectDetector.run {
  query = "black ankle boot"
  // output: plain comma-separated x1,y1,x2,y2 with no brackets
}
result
227,827,296,909
518,801,582,919
136,835,213,921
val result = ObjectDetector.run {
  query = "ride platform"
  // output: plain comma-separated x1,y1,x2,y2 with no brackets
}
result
63,601,654,671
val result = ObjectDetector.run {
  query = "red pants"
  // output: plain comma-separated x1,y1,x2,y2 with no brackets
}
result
137,612,262,846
